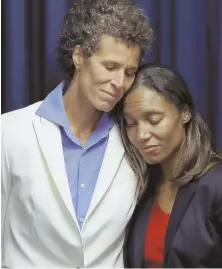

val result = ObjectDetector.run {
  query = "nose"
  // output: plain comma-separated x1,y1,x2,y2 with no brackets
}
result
136,123,151,141
111,70,124,89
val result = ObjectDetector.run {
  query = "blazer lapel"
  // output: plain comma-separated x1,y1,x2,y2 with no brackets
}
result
131,198,154,268
85,125,124,219
164,180,198,259
32,116,78,226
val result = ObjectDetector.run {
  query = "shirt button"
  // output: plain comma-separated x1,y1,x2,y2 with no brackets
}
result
80,184,85,189
79,217,84,223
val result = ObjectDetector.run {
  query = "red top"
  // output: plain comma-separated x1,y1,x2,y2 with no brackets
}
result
143,200,170,268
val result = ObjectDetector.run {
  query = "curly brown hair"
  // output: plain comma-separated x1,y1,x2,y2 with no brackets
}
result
58,0,153,78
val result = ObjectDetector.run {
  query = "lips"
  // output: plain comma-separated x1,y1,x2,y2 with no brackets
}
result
140,145,159,153
102,90,119,98
144,145,158,150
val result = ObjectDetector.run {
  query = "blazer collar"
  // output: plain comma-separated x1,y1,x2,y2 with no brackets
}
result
32,115,79,226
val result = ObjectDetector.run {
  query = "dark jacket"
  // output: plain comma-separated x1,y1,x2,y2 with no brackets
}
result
124,164,222,268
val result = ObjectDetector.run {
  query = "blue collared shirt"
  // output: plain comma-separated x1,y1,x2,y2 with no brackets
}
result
36,82,114,228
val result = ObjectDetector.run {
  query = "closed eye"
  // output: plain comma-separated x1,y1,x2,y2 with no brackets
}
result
123,117,136,127
105,65,115,71
125,71,136,77
149,118,162,125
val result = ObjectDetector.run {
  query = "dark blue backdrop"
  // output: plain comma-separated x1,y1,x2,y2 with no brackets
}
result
2,0,222,149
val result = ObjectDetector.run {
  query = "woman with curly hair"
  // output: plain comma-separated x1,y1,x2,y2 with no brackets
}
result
1,1,153,267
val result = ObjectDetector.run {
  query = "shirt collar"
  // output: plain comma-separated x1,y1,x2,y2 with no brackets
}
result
36,81,115,134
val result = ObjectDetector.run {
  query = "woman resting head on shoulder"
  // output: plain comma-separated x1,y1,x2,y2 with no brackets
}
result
115,64,222,268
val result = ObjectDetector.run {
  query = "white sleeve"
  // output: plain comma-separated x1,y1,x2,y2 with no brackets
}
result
1,128,13,248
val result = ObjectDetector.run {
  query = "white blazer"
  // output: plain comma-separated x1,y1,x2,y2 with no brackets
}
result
1,102,138,268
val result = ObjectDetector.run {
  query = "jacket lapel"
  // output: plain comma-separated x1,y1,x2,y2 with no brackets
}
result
131,198,154,268
32,116,78,226
164,180,198,259
85,125,124,219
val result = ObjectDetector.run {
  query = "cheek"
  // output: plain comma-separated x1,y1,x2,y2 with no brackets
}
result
81,64,105,86
154,120,180,140
126,129,134,143
91,64,114,85
124,77,135,93
160,122,185,151
126,128,138,147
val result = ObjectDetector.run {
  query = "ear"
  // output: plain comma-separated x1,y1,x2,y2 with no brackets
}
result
181,110,191,124
72,45,84,70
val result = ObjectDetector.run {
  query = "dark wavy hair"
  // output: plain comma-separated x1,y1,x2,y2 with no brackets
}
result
58,0,153,79
114,64,222,196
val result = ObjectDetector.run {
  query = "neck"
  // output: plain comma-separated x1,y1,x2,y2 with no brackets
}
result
63,77,102,142
158,154,178,209
161,138,186,184
161,152,178,184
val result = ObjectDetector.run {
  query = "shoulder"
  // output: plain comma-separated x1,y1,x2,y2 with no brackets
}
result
1,102,42,150
198,164,222,232
2,102,42,126
196,164,222,205
1,102,42,132
198,164,222,189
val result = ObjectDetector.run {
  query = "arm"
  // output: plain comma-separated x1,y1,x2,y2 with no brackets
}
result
212,165,222,241
213,192,222,240
1,128,13,249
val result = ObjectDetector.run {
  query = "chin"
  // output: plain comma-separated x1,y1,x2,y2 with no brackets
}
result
141,151,164,165
101,107,113,112
145,159,159,165
143,155,162,165
96,102,116,112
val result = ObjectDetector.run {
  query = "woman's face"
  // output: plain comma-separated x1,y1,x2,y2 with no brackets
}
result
123,85,189,165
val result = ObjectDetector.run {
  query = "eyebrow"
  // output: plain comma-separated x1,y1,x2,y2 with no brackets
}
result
123,110,163,117
144,111,164,116
102,60,138,70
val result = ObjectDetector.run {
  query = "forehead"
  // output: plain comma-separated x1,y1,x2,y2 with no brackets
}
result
93,35,141,67
124,85,177,115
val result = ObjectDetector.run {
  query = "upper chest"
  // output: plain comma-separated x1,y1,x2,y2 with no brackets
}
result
156,183,178,214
